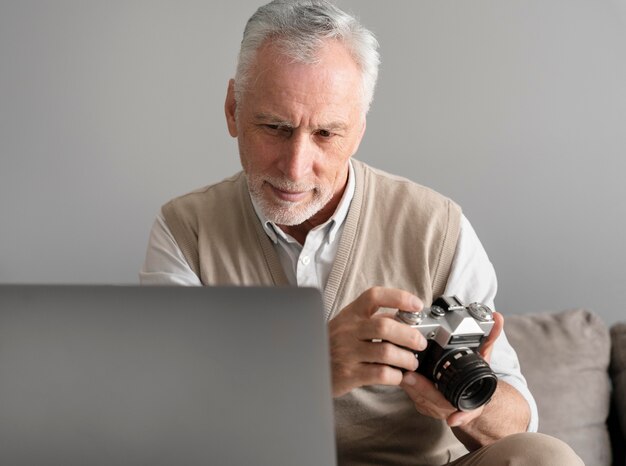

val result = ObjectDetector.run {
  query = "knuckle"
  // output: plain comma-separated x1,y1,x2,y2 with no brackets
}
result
338,366,352,381
372,318,392,336
397,291,413,309
410,331,427,351
332,363,353,382
377,342,396,362
365,286,383,301
371,365,397,385
371,365,387,379
405,351,419,371
329,346,342,360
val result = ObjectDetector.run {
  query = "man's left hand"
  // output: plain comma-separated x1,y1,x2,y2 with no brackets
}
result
399,311,504,427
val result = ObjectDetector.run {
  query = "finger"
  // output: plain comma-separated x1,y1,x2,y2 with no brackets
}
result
401,372,451,406
447,406,484,427
402,372,456,410
479,311,503,363
349,287,423,319
330,346,410,396
356,316,427,352
354,363,405,388
400,372,457,419
357,341,419,371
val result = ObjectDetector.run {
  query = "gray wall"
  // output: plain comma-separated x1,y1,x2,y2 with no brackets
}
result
1,1,625,324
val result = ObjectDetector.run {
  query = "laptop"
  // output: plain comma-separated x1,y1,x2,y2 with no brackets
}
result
0,285,337,466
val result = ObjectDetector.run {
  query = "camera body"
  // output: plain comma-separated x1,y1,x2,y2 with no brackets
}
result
395,296,497,411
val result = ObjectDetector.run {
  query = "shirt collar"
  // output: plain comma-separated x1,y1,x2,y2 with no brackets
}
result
250,160,356,245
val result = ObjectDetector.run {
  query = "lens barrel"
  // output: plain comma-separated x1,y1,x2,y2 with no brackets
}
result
433,348,497,411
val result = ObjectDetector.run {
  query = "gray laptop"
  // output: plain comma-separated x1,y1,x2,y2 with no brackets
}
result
0,285,337,466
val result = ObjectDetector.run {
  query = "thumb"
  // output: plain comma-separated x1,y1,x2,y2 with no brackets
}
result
479,311,503,363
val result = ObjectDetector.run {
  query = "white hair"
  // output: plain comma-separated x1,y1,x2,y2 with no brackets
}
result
234,0,380,114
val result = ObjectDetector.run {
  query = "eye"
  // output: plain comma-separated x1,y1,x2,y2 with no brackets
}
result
264,124,292,136
316,129,334,138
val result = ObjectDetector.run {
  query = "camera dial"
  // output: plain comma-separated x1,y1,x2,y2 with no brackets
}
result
396,310,424,326
467,303,493,322
429,305,446,318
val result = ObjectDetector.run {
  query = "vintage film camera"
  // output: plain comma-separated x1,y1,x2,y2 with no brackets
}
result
395,296,497,411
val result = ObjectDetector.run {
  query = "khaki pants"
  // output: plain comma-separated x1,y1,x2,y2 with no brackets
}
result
449,433,584,466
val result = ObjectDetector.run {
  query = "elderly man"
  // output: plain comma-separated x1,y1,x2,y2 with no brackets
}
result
141,1,583,464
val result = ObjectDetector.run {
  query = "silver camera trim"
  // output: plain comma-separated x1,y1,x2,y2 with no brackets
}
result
395,296,494,349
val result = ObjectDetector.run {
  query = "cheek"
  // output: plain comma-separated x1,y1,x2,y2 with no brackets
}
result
236,138,252,171
325,141,355,185
315,155,349,186
238,133,277,172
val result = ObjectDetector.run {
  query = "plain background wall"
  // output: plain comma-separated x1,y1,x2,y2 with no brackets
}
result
1,1,625,324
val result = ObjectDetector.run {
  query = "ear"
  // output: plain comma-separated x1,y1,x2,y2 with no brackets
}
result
225,79,238,137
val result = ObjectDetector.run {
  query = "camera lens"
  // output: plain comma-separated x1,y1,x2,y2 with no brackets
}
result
433,348,497,411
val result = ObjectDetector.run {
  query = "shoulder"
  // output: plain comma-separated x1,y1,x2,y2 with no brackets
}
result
159,172,247,236
162,172,245,219
164,172,244,208
353,159,462,216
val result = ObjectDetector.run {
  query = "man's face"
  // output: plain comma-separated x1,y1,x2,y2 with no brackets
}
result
225,39,366,227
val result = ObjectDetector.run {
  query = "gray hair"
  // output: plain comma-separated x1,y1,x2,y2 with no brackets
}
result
234,0,380,114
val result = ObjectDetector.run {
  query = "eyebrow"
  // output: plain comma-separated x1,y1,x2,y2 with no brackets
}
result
253,113,293,127
253,113,348,131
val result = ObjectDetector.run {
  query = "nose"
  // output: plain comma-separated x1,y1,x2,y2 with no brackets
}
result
277,133,314,182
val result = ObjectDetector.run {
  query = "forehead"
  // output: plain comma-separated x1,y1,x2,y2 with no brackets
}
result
242,39,364,120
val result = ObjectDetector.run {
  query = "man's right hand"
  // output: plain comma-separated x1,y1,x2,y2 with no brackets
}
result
328,287,428,397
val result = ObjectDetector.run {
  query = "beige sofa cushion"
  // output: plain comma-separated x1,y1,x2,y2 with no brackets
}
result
505,309,612,466
610,322,626,457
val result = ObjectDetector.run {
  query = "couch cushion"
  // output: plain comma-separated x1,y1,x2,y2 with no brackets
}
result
610,322,626,459
505,309,612,466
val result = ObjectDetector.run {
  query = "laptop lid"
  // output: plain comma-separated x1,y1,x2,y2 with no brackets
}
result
0,285,337,466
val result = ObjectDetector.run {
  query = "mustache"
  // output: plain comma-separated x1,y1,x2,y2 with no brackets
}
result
264,177,317,193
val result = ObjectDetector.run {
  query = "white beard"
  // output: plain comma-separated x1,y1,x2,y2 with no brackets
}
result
246,173,333,226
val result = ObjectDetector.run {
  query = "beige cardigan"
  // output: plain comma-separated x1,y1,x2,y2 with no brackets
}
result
162,159,467,464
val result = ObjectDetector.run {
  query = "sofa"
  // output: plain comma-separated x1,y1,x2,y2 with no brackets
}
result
505,309,626,466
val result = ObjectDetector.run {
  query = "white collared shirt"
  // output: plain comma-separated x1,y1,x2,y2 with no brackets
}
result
139,161,538,431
